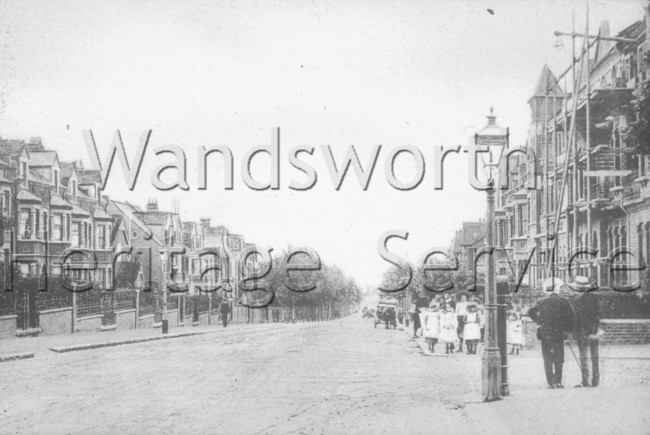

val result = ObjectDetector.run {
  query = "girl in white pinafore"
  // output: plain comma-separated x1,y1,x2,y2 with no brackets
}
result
439,303,459,354
507,312,525,355
462,303,481,354
422,307,441,353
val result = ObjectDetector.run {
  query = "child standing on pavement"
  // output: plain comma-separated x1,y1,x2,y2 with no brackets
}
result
462,303,481,354
423,305,441,353
439,303,458,354
507,311,525,355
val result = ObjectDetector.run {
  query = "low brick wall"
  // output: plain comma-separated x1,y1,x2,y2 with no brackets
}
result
40,307,72,335
0,315,17,339
138,314,155,329
522,317,650,347
167,310,179,328
75,314,102,333
198,312,209,326
116,309,136,330
600,319,650,344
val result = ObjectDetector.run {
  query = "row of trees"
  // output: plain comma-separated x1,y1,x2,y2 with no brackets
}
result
380,260,485,304
242,248,362,320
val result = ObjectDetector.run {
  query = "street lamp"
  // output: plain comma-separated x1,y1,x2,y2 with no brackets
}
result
159,250,169,334
475,107,509,401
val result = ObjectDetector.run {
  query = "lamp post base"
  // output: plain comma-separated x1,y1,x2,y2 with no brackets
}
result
482,347,502,402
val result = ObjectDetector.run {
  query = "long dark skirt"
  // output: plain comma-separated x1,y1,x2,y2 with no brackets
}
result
412,312,421,335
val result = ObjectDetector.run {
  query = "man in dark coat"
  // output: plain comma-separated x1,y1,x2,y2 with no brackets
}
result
220,299,231,327
528,283,575,389
569,276,601,387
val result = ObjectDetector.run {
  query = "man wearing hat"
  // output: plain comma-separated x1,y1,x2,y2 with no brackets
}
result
569,276,601,388
528,280,575,389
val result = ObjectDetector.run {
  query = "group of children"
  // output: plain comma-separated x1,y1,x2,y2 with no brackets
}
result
414,294,526,355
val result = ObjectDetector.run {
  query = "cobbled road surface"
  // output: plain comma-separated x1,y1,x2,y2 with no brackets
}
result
0,315,481,434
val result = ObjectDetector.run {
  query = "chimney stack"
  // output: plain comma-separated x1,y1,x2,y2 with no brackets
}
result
200,217,211,229
146,198,158,212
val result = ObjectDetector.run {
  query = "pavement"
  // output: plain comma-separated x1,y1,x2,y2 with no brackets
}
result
0,315,649,433
0,321,273,358
401,320,650,434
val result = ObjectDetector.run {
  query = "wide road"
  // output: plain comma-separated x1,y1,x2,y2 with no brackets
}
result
0,315,481,434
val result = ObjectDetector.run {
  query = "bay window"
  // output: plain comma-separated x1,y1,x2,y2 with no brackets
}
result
20,209,31,239
52,214,62,241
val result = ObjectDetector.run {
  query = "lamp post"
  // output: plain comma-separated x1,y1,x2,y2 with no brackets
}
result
159,250,169,334
475,107,509,401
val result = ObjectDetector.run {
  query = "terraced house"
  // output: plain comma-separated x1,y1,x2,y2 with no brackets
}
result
0,138,261,338
493,15,650,323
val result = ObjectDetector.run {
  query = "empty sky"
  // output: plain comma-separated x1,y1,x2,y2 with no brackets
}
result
0,0,644,288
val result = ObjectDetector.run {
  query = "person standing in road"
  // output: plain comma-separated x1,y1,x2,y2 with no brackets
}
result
569,276,601,388
220,299,231,327
455,293,469,352
528,283,575,389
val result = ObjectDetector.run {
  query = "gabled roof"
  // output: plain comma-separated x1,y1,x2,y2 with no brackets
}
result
109,200,164,246
60,161,77,179
29,169,50,184
133,211,169,226
0,140,27,158
28,151,58,167
77,169,101,184
529,65,563,102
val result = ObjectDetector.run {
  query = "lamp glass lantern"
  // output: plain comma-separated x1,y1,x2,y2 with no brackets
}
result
475,107,509,184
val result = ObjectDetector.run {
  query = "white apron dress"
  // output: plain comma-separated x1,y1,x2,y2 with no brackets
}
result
423,310,440,339
507,319,525,345
463,312,481,341
439,311,458,343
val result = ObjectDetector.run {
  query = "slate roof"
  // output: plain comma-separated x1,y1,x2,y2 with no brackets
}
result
71,204,91,217
25,143,44,153
16,189,42,203
28,151,58,167
50,195,73,209
77,169,101,184
93,207,112,220
60,161,77,179
134,211,169,226
108,200,164,246
529,65,563,102
0,140,26,157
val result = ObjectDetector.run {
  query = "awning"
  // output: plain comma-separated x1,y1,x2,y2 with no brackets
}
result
16,189,41,203
71,204,90,217
93,207,112,220
50,195,72,209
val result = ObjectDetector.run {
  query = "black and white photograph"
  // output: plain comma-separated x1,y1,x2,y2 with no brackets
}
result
1,1,650,433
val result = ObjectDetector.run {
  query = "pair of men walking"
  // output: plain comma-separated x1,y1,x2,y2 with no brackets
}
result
528,276,601,389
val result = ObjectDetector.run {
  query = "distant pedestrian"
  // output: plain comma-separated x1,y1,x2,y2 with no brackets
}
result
528,283,575,389
507,311,524,355
220,300,231,327
569,276,601,388
456,293,469,352
462,302,481,354
439,303,459,354
422,305,441,353
410,293,427,337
